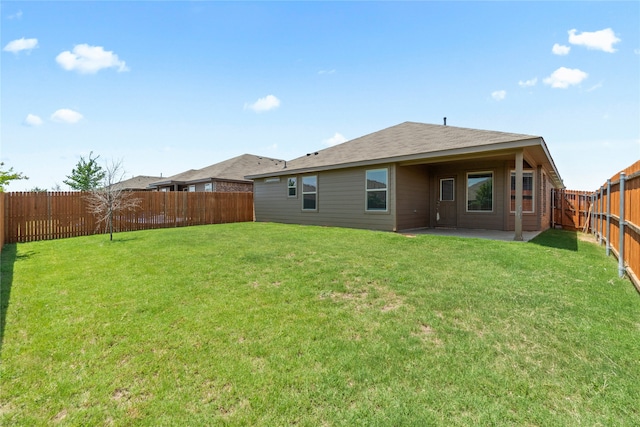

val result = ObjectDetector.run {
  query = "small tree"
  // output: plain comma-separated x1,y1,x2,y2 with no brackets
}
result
0,162,28,191
64,151,105,191
85,159,141,241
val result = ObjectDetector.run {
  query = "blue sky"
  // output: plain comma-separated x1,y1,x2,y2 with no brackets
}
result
2,1,639,191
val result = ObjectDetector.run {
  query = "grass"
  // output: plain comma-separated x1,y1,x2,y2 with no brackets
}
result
1,223,639,426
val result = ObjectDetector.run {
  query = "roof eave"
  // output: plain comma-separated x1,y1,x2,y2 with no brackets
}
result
247,137,550,179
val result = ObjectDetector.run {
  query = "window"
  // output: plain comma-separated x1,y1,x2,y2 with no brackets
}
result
467,172,493,212
188,185,196,192
542,172,547,213
366,169,388,211
510,171,534,213
288,177,297,197
302,175,317,210
160,187,169,192
204,183,213,192
440,178,454,201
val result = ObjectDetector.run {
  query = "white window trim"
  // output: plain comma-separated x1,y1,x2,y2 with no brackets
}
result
439,178,455,202
301,175,317,211
365,168,389,212
287,177,297,198
510,170,535,214
466,171,494,213
188,185,196,192
204,183,213,192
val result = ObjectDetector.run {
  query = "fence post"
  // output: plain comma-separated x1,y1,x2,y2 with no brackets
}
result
618,172,626,278
587,192,598,236
606,179,611,256
598,187,603,243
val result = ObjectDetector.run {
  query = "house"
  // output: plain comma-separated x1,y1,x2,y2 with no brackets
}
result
149,154,285,192
110,175,163,191
246,121,564,240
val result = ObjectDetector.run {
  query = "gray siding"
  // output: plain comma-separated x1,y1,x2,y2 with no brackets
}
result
396,165,430,230
428,160,507,231
504,163,547,232
254,166,396,231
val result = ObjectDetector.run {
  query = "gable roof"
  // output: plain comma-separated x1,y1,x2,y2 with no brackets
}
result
150,154,285,187
109,175,163,191
246,121,563,187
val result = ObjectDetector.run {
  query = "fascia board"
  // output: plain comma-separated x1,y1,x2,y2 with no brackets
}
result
247,138,546,179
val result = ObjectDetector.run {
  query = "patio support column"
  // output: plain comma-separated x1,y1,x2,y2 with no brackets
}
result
514,150,524,241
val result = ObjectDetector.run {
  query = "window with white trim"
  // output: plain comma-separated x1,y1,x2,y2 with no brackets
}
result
188,185,196,192
204,183,213,192
510,170,534,213
366,168,388,211
288,177,297,197
302,175,317,210
467,172,493,212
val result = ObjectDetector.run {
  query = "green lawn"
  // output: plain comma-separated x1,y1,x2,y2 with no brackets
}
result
1,223,638,426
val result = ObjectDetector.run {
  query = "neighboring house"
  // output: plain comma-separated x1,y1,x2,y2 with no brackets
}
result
149,154,285,192
109,175,163,191
246,121,564,240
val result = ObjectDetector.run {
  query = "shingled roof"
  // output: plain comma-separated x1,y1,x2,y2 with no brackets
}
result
109,175,163,191
150,154,285,187
246,121,562,187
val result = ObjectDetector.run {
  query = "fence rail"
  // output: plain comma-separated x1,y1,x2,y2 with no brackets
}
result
2,191,253,244
591,160,640,291
552,189,592,231
554,161,639,291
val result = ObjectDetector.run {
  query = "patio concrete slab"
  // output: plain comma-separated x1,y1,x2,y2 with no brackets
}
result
400,228,542,242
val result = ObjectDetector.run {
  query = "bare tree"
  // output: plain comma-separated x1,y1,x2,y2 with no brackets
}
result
85,159,141,241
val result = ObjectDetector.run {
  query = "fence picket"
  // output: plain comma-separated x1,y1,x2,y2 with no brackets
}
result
2,191,253,244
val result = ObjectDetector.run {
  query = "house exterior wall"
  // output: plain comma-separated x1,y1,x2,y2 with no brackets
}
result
254,156,553,233
253,165,397,231
396,164,430,230
215,181,253,192
504,162,551,232
427,160,508,230
155,181,253,192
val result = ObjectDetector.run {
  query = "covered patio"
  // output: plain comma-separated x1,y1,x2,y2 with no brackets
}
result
401,227,543,242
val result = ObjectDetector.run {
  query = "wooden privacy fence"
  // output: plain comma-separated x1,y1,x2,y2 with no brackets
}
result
2,191,254,244
552,189,592,231
590,160,640,290
554,161,639,290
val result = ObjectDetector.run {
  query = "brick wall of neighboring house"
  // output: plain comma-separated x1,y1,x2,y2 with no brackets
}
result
217,181,254,192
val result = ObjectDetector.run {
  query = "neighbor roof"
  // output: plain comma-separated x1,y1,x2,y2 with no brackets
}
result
109,175,163,191
246,121,563,187
149,154,285,187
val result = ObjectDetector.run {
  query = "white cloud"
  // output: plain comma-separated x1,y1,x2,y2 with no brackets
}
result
518,77,537,88
244,94,281,113
318,69,336,75
23,114,43,127
543,67,588,89
322,132,348,147
634,49,640,55
3,37,38,54
491,90,506,101
51,109,84,124
56,44,129,74
568,28,621,53
586,82,603,92
552,43,571,56
8,10,23,20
